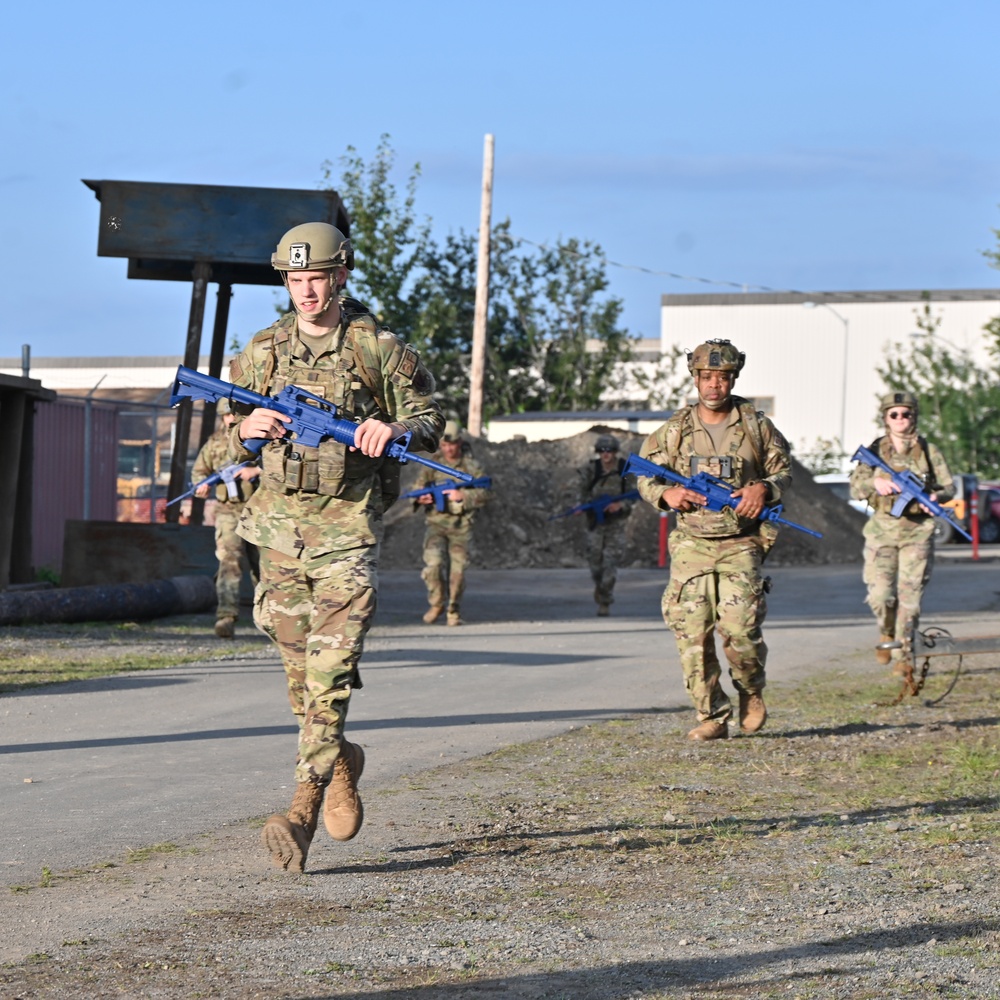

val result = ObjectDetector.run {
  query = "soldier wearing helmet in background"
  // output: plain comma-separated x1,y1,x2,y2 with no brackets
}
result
849,390,954,671
415,420,491,627
577,433,635,616
634,339,791,741
192,398,260,639
228,222,444,873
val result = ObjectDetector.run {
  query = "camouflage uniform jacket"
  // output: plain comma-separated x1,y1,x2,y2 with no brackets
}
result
229,301,444,558
637,397,792,539
849,434,955,524
192,426,257,505
577,457,635,528
413,450,491,526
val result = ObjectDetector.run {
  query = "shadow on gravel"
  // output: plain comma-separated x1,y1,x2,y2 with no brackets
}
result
0,723,298,754
350,705,682,732
773,714,1000,740
310,793,999,877
359,648,631,668
288,917,998,999
0,706,683,755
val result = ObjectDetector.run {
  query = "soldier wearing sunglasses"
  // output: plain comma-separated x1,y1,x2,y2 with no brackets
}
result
849,391,955,672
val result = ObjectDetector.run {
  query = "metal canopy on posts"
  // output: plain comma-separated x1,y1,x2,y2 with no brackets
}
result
83,179,350,523
0,373,57,587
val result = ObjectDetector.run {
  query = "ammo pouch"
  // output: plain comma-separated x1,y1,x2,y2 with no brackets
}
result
261,438,388,502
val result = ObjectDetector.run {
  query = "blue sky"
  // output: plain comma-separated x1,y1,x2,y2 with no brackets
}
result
3,0,999,362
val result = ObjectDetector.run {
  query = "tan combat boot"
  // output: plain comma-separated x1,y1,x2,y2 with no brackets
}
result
687,720,729,741
739,692,767,733
446,610,463,626
596,603,610,617
422,606,444,624
261,781,325,872
214,617,236,639
324,740,365,841
876,635,893,665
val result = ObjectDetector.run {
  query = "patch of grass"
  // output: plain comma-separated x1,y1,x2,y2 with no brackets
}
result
125,843,182,864
0,615,269,691
0,652,208,692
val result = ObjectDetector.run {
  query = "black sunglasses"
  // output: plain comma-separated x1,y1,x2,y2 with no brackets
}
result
887,410,913,420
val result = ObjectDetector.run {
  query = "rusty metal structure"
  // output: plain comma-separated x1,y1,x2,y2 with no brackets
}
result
0,372,56,587
879,625,1000,705
83,179,350,523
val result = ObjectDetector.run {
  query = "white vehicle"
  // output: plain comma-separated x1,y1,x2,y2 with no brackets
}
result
813,473,871,516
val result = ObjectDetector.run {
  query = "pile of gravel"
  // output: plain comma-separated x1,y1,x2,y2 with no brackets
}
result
383,425,867,570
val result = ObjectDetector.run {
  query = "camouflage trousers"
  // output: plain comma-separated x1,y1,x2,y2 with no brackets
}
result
662,531,767,722
421,518,471,613
213,506,259,621
862,515,934,656
255,544,378,785
587,517,627,606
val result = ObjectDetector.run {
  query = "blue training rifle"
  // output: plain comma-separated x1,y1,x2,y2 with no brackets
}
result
167,460,256,507
170,365,480,486
548,490,640,525
402,477,493,512
851,444,971,541
623,453,823,539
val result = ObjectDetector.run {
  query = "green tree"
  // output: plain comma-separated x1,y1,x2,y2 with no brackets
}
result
493,236,635,413
878,295,1000,478
321,137,638,421
321,134,430,341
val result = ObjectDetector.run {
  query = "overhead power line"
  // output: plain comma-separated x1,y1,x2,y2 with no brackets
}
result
509,233,802,295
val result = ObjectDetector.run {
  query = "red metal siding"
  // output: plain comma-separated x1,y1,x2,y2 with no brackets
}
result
32,399,118,574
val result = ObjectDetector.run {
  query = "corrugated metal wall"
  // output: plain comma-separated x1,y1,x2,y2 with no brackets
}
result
32,399,119,574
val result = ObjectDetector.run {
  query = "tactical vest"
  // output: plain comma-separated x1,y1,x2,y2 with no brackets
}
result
661,398,768,485
867,434,936,517
247,301,411,505
588,457,628,497
660,397,778,546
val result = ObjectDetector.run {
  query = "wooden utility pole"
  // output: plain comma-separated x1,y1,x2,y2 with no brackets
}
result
467,133,494,438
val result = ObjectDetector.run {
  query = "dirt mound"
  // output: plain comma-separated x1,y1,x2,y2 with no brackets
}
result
382,426,866,570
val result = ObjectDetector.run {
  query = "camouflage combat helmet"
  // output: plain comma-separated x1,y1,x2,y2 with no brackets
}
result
686,339,745,376
879,389,918,415
441,420,463,443
271,222,355,272
594,434,620,453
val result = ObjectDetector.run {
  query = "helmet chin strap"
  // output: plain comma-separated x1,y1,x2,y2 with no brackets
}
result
696,372,736,410
699,395,731,411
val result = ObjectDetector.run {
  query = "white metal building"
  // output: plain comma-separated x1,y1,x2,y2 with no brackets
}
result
660,289,1000,467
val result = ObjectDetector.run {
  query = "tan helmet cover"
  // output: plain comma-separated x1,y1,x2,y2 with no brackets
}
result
441,420,463,443
271,222,355,272
687,339,745,375
879,389,919,415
